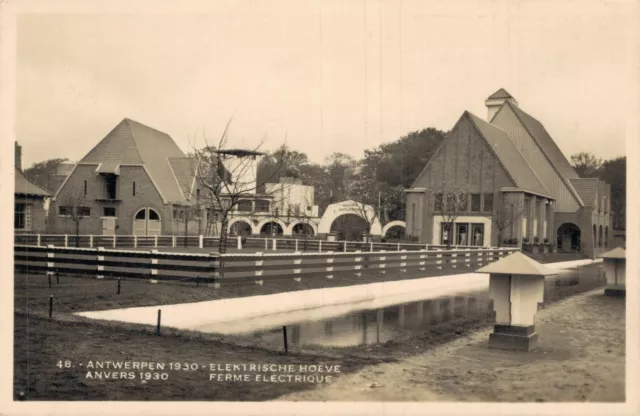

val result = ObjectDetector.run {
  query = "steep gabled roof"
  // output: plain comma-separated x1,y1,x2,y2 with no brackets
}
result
466,112,550,197
168,157,199,200
15,168,51,198
487,88,514,100
79,119,192,203
504,101,580,180
568,178,599,207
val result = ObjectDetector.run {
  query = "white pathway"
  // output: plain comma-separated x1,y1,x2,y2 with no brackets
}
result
75,259,599,334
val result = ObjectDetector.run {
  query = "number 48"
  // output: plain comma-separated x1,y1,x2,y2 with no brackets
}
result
56,360,72,369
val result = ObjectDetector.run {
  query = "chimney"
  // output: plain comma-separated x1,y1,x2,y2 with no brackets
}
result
15,142,22,171
485,88,518,121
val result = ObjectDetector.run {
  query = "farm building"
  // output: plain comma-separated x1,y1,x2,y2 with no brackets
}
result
405,89,612,258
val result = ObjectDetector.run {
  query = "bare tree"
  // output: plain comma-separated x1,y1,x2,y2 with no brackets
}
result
190,120,287,253
62,191,89,247
488,200,524,246
428,187,470,249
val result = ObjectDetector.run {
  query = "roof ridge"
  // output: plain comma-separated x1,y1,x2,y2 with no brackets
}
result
503,101,585,207
124,118,172,137
465,111,550,196
123,119,145,164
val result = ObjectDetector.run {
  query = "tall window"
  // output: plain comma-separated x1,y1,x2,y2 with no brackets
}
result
470,194,481,212
133,181,136,196
15,203,31,230
84,180,87,195
104,175,117,199
483,193,494,212
411,203,416,230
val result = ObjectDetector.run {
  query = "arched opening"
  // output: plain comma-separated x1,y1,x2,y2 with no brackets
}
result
292,223,315,237
598,225,603,248
605,226,609,248
260,221,283,237
330,214,369,241
383,225,406,240
133,207,162,236
593,224,597,248
557,223,581,253
229,221,252,236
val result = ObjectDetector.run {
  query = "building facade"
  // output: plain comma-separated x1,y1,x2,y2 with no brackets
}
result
406,89,612,258
15,142,51,233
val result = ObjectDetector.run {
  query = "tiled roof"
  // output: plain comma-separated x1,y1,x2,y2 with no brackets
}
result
168,157,199,200
79,119,193,203
600,247,625,260
568,178,598,207
466,112,550,197
15,168,51,197
487,88,514,100
506,102,580,180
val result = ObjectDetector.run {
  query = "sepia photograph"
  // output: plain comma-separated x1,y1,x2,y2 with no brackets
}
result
1,0,638,415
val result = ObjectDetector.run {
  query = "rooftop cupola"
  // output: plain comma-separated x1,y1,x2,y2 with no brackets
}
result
485,88,518,121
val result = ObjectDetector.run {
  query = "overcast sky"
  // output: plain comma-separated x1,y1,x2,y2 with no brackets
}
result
14,0,636,169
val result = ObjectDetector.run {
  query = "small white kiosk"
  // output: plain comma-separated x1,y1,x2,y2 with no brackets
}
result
601,247,626,298
476,252,557,352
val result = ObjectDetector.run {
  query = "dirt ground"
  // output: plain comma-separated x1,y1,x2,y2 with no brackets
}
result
277,288,626,402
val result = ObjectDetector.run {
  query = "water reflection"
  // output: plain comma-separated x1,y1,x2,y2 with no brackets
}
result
255,293,493,348
250,263,605,348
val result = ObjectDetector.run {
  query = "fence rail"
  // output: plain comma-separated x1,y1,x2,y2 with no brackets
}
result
14,233,492,253
14,244,519,287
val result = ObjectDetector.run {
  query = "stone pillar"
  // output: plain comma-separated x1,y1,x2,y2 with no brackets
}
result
602,248,626,297
477,251,556,351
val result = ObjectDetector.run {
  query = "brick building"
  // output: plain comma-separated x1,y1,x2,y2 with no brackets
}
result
50,119,200,236
405,89,612,258
15,142,51,233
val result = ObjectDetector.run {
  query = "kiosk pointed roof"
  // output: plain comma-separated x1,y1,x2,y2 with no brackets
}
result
600,247,626,260
476,252,557,276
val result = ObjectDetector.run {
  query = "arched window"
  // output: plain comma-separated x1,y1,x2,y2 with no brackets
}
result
135,209,146,220
149,209,160,220
605,226,609,248
593,224,597,248
598,225,603,248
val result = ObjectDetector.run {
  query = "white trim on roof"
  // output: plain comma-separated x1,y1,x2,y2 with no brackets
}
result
500,187,555,200
51,163,96,202
166,158,186,201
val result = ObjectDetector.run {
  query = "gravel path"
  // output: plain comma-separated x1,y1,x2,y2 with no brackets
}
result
276,288,625,402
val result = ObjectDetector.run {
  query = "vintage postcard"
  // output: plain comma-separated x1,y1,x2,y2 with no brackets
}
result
1,0,638,415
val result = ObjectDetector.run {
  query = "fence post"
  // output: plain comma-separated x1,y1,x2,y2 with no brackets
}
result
418,251,426,272
397,243,400,251
49,295,53,319
343,241,347,252
155,235,159,248
89,235,94,248
97,247,105,279
172,235,176,248
282,326,288,353
451,251,458,268
436,249,442,270
477,250,483,268
295,239,299,252
379,250,386,274
264,238,268,251
150,249,158,280
46,244,55,277
293,253,302,282
37,234,41,247
236,235,241,250
112,235,116,248
198,235,204,249
354,250,362,277
156,309,162,335
64,234,68,247
425,243,429,251
400,249,407,273
465,252,471,268
369,241,373,252
209,254,221,289
255,252,264,286
272,238,277,251
318,240,322,252
326,251,334,279
134,235,138,248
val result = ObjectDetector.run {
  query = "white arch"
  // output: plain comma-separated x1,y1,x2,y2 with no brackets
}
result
382,220,407,236
286,221,319,236
317,200,382,236
256,218,288,235
227,216,256,235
